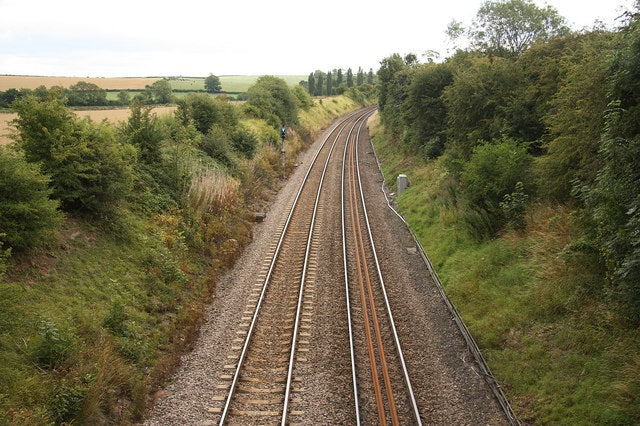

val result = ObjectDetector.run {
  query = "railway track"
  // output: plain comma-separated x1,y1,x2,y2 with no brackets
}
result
204,106,509,425
214,106,423,424
214,108,373,424
341,113,422,425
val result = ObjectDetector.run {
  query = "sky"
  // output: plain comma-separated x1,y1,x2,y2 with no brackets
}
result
0,0,635,78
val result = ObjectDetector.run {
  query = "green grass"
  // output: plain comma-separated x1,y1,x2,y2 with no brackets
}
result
165,76,306,93
370,117,640,424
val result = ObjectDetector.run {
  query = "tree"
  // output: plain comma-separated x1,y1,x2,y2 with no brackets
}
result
377,54,408,111
442,56,526,161
117,91,131,106
470,0,568,57
578,13,640,321
307,72,316,96
402,63,453,158
336,69,343,87
11,94,134,217
122,99,165,164
346,68,354,88
367,68,375,84
0,146,63,250
461,137,532,235
66,81,107,106
246,76,298,126
326,71,333,96
148,78,173,104
292,85,313,111
356,67,364,86
177,93,238,134
316,73,325,96
205,74,222,93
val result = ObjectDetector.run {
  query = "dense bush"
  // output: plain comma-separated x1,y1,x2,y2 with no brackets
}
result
245,76,298,127
0,146,64,250
176,93,238,134
12,94,134,219
460,138,532,235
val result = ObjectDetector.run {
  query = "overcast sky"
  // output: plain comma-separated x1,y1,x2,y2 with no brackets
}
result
0,0,635,78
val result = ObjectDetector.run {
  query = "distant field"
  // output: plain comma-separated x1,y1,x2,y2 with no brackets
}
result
168,75,306,93
0,76,161,91
1,75,307,93
0,106,177,146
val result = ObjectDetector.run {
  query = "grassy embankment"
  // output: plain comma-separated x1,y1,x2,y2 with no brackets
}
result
368,114,640,424
0,94,366,425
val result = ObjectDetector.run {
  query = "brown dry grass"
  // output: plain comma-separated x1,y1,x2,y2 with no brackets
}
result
0,106,176,146
0,76,160,91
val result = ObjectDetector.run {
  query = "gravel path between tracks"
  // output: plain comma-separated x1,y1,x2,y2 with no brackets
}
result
144,114,508,425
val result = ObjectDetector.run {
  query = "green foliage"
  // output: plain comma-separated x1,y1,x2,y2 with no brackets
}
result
0,146,63,250
121,100,166,164
177,93,238,134
199,126,236,168
537,31,613,200
51,380,88,424
292,85,313,111
443,56,527,160
402,63,453,157
499,181,529,230
103,300,130,337
33,318,76,370
147,78,173,104
204,74,222,93
12,95,134,219
230,126,259,159
460,138,532,235
246,76,299,127
66,81,107,106
573,13,640,323
470,0,568,57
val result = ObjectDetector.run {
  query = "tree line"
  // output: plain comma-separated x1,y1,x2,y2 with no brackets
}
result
0,75,224,108
302,67,376,97
377,0,640,322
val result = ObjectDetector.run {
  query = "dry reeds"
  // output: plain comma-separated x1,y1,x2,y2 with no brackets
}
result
188,169,239,216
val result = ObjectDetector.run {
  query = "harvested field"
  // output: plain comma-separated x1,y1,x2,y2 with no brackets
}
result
0,106,176,145
0,76,160,91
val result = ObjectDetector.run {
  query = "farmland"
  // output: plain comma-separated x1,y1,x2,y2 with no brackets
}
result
0,74,306,144
0,76,160,91
0,106,177,145
0,75,307,94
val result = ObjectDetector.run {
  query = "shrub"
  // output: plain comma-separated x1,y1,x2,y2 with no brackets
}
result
230,126,259,159
0,146,63,250
199,126,236,169
500,181,529,230
12,96,135,220
103,300,129,337
292,85,313,111
460,138,532,234
246,76,298,127
33,318,76,370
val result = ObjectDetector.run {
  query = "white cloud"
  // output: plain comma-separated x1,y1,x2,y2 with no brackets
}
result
0,0,635,77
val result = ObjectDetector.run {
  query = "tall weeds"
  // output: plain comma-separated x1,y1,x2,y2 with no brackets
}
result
188,169,239,216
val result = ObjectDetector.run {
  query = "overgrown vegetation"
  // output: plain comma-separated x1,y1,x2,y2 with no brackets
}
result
0,74,374,424
374,0,640,423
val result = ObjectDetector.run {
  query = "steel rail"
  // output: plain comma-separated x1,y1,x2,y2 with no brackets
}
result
344,112,423,425
218,111,359,425
340,112,377,426
348,114,398,425
280,111,357,425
